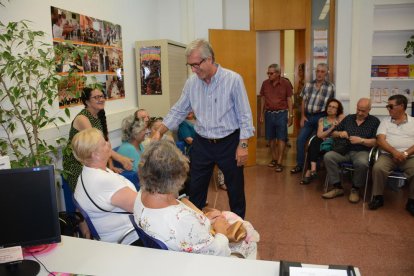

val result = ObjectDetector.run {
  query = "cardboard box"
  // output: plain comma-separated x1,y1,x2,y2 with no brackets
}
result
388,65,398,77
378,65,389,77
371,65,379,77
398,65,409,77
409,64,414,78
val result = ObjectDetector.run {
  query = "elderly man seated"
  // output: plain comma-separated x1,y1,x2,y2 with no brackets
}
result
322,98,380,203
369,95,414,216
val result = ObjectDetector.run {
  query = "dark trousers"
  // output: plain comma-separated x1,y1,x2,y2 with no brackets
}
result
189,130,246,219
296,112,325,167
308,137,323,164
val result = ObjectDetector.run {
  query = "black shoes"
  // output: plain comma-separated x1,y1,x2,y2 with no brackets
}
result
368,195,384,210
300,171,317,185
290,165,302,174
406,200,414,216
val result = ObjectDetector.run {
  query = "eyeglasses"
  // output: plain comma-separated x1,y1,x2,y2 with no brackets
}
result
386,104,402,110
186,59,206,69
90,95,106,100
267,72,275,75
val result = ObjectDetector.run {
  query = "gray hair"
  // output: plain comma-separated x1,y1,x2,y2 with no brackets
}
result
121,115,147,142
316,63,329,71
138,140,189,195
268,64,280,72
185,39,215,62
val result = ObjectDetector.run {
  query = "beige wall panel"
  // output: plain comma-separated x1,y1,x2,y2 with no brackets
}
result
253,0,307,30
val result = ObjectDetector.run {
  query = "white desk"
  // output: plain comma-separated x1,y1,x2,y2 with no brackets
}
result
30,236,279,276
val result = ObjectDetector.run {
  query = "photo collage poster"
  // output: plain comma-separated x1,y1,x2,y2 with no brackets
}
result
140,46,162,95
51,6,125,108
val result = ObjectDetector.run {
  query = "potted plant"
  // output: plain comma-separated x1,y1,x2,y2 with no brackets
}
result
0,20,71,167
404,35,414,58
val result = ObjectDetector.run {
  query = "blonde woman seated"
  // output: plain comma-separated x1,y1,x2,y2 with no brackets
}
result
72,128,140,245
116,116,147,172
134,140,231,256
134,140,259,258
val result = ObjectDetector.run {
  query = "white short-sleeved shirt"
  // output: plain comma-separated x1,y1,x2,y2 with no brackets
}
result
74,166,138,245
377,115,414,153
133,191,231,256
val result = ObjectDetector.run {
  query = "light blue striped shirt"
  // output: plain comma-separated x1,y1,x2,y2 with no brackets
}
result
163,65,254,140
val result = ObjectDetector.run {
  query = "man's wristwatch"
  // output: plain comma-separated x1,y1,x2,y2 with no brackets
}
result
403,151,409,157
239,142,248,149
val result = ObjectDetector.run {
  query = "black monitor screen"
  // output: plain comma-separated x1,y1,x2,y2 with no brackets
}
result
0,165,61,248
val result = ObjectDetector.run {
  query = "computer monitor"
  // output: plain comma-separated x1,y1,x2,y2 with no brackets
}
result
0,165,61,276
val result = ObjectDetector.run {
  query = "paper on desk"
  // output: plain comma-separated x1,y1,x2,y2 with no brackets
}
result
0,246,23,264
290,266,348,276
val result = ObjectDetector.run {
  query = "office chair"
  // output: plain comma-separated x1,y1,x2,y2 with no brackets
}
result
61,174,76,213
128,215,168,250
369,150,408,198
176,141,186,155
72,195,101,240
324,146,377,202
302,135,317,180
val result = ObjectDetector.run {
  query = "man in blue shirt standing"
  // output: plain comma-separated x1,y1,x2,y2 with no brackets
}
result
154,39,254,218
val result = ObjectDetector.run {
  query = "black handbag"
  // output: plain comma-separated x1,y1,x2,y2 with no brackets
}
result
331,138,350,155
59,211,84,237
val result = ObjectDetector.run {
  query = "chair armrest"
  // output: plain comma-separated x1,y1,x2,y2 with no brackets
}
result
117,228,136,244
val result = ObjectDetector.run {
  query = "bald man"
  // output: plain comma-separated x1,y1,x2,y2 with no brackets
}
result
322,98,380,203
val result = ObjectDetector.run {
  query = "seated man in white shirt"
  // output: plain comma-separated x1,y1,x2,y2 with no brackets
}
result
369,94,414,216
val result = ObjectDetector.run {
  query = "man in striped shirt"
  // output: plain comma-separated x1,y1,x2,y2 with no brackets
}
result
155,39,254,219
291,63,335,174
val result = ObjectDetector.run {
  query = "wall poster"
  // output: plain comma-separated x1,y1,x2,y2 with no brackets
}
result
312,28,328,79
139,46,162,95
51,6,125,108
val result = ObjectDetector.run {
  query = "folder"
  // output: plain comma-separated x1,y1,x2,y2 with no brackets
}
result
279,260,356,276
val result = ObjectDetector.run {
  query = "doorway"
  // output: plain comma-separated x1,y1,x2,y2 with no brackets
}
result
256,30,306,139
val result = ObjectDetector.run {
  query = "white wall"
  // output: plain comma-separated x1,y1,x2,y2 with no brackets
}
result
256,31,281,94
334,0,353,113
0,0,252,149
0,0,159,146
223,0,250,30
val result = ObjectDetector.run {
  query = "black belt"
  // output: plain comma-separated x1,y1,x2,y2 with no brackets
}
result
197,129,239,144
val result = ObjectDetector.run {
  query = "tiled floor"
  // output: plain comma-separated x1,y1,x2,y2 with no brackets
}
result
207,137,414,276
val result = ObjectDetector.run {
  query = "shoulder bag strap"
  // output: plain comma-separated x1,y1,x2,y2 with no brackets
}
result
80,172,131,214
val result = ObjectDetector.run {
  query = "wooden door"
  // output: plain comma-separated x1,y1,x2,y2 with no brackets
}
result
209,29,256,166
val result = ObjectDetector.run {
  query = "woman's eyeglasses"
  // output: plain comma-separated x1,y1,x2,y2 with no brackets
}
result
90,95,106,100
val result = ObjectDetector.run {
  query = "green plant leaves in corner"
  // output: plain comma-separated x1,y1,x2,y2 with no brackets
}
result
0,20,70,168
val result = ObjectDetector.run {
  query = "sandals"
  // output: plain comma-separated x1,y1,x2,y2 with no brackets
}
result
275,164,283,172
267,160,277,167
300,171,317,185
290,165,303,174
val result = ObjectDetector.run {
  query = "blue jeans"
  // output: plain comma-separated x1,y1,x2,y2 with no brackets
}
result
296,112,325,167
265,110,288,141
